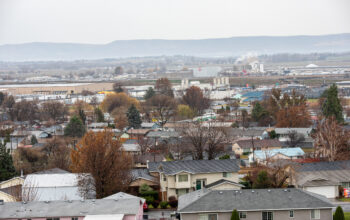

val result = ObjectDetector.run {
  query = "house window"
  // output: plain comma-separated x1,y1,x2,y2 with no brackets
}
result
198,214,217,220
163,174,166,181
72,218,79,220
262,211,273,220
311,209,320,219
223,172,232,178
239,212,247,218
178,174,188,182
341,182,350,188
176,189,189,197
289,210,294,218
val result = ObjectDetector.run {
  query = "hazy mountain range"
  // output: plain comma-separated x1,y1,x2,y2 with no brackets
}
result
1,33,350,61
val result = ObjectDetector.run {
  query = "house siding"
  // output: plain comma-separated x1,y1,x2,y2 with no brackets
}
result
208,183,241,190
161,172,239,200
181,209,332,220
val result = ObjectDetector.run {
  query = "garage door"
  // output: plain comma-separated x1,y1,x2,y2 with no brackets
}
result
304,186,338,198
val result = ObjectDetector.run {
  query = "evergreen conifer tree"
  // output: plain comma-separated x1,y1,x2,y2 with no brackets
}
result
231,209,240,220
322,84,343,122
0,141,16,181
64,116,86,137
127,104,142,128
333,206,345,220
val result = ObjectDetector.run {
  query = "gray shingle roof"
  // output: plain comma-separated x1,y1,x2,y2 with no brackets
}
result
226,128,265,138
294,161,350,186
178,188,334,213
146,131,179,138
302,179,340,187
0,198,142,219
296,160,350,172
205,179,244,189
235,139,282,149
131,169,158,182
148,159,240,175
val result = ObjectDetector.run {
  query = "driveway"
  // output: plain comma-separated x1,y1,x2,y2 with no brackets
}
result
144,210,175,220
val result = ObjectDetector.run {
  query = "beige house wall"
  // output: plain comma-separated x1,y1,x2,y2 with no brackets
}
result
209,183,241,190
160,172,240,199
232,143,281,155
181,209,332,220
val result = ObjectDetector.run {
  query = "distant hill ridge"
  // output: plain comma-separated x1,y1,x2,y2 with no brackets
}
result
1,33,350,61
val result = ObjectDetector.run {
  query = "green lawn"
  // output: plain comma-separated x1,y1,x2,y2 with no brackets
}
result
339,198,350,202
345,212,350,220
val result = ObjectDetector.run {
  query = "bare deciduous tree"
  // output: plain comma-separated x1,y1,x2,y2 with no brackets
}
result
180,121,227,160
313,117,350,161
286,131,305,147
180,122,208,160
205,122,227,160
146,95,176,127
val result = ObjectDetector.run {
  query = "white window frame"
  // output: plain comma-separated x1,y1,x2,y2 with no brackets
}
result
311,209,320,219
178,174,188,182
198,213,218,220
262,211,273,220
223,172,232,178
239,211,247,218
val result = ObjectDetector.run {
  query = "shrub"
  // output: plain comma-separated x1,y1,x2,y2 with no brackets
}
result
152,200,160,208
144,196,154,205
168,196,178,208
140,190,159,200
333,206,345,220
139,183,153,194
160,201,168,209
148,204,154,209
219,154,230,160
168,196,176,201
231,209,240,220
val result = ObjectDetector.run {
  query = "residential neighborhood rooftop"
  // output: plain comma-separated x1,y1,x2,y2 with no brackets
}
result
235,139,282,149
148,159,240,175
0,198,142,219
178,188,334,213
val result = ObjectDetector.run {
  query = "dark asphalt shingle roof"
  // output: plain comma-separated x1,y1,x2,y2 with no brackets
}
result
235,139,282,149
149,159,240,175
296,160,350,172
293,160,350,186
178,188,334,213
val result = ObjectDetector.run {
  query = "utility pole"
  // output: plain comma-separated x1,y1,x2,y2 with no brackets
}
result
251,135,255,165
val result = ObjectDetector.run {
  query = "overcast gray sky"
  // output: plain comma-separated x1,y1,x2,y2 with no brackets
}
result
0,0,349,45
